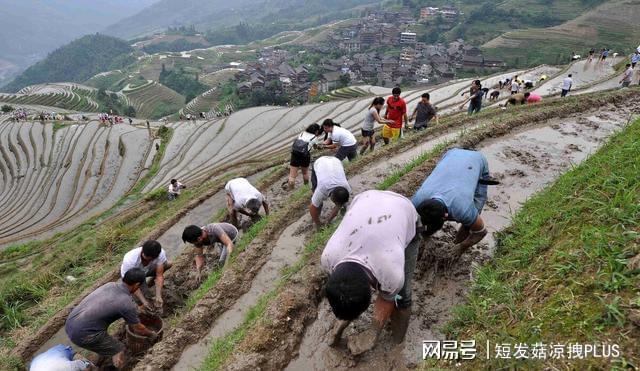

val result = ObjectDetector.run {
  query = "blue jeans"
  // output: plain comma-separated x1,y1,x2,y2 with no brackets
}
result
468,103,481,115
474,154,490,214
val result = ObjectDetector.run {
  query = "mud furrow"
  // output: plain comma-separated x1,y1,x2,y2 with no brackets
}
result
220,90,640,371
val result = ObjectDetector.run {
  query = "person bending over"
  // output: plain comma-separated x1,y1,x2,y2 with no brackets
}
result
65,269,156,369
225,177,269,227
310,156,351,229
321,190,422,355
412,148,494,257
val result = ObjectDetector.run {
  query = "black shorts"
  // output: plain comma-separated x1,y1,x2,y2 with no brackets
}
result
311,167,317,191
290,151,311,168
361,129,374,137
602,56,607,60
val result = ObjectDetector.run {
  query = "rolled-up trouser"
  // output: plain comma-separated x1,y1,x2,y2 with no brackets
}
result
396,233,423,309
335,144,358,161
73,331,123,357
474,153,490,214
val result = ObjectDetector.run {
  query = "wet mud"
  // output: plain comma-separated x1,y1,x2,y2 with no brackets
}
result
222,92,640,370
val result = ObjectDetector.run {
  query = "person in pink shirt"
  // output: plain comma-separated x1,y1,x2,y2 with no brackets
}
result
525,92,542,104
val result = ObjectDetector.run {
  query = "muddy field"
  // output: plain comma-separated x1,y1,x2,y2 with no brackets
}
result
10,67,635,369
219,93,639,370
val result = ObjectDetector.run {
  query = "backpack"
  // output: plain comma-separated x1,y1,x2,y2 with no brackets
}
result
291,137,310,156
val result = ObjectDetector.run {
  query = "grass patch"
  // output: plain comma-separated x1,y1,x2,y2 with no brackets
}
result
441,118,640,369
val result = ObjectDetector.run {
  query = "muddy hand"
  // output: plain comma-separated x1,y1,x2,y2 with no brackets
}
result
154,297,163,311
329,320,350,347
347,327,379,356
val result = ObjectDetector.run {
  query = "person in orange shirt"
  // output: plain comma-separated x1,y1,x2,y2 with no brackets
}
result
383,87,408,144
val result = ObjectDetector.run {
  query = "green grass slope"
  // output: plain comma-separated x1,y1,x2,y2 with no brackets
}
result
482,0,640,66
444,116,640,369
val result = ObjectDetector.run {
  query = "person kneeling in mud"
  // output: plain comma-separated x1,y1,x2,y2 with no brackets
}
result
412,148,495,258
182,223,239,278
65,268,157,369
310,156,351,229
121,240,172,313
225,177,270,227
321,190,422,355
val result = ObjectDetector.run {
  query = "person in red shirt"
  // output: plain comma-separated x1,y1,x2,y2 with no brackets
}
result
383,87,408,144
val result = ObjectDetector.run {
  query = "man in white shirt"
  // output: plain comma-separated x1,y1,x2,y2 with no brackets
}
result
120,240,172,311
510,81,520,95
561,74,573,97
225,177,270,227
321,119,358,161
168,178,186,200
310,156,351,228
321,190,423,355
620,64,634,88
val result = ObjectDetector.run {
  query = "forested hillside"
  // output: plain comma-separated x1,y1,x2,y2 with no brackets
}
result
2,34,133,93
105,0,379,40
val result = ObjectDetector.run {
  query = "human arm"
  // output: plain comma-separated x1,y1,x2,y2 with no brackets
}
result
130,323,156,337
133,289,152,309
409,107,417,122
327,203,342,224
218,232,234,266
262,200,270,215
373,110,393,124
310,202,323,228
194,246,205,272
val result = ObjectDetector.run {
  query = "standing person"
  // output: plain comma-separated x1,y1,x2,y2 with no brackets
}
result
65,269,156,369
631,51,640,69
460,80,484,115
321,119,358,161
510,80,520,95
288,123,322,190
410,92,438,131
561,74,573,97
321,190,422,354
588,47,596,62
600,48,610,63
383,87,408,144
225,177,269,227
620,64,634,88
412,148,493,257
120,240,172,312
30,345,91,371
360,97,394,155
181,223,239,275
309,156,351,229
168,179,186,200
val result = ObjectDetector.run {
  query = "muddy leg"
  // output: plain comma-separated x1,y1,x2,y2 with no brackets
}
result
390,234,421,343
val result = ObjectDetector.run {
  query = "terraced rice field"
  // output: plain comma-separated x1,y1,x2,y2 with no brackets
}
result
0,83,103,113
180,87,218,116
1,60,633,370
121,80,185,119
0,119,152,246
